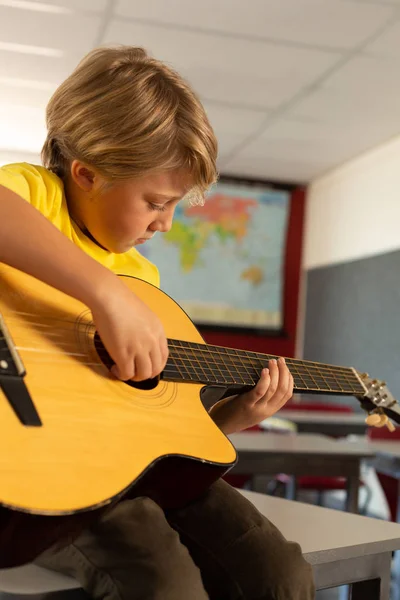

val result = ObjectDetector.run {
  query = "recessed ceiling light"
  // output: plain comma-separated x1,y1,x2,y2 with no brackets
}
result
0,76,56,90
0,0,71,14
0,41,63,57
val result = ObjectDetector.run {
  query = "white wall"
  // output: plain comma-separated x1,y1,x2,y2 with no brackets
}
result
304,135,400,270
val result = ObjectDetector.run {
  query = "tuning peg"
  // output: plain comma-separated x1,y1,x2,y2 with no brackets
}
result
360,373,369,378
365,413,381,426
386,420,396,433
379,414,388,427
365,412,396,432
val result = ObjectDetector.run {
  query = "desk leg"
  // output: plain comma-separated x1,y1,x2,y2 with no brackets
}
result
351,572,391,600
313,551,392,600
345,475,359,513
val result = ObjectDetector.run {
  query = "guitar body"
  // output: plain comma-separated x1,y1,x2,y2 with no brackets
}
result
0,264,237,567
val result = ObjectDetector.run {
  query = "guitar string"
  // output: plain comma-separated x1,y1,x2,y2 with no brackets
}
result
0,350,364,393
0,344,359,382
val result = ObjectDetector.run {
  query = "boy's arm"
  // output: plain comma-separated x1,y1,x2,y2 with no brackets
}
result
0,185,114,308
0,185,168,381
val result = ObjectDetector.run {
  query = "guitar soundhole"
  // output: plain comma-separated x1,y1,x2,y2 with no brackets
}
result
93,332,159,390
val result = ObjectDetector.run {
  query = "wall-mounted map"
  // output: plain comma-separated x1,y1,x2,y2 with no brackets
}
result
139,180,291,331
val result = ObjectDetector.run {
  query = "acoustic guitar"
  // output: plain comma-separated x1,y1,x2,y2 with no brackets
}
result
0,263,399,567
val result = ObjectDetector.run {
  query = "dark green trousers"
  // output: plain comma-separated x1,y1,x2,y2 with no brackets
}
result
36,479,315,600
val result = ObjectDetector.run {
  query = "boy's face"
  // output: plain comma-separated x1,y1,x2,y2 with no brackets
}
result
68,162,192,253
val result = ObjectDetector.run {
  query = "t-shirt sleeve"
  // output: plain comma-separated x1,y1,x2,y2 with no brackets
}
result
0,163,60,220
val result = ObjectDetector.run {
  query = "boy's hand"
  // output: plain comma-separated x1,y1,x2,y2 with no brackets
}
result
91,277,169,381
209,357,294,434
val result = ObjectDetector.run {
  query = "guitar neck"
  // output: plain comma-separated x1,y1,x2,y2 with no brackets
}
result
163,339,365,397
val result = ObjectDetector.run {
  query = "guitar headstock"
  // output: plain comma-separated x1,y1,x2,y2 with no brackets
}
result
356,372,400,429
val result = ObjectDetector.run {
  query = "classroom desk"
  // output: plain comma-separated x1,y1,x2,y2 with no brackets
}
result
229,432,374,513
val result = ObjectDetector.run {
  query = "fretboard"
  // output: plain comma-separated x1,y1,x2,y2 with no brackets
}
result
163,339,365,397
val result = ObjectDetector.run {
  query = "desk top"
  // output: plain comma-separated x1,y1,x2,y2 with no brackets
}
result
229,432,374,458
368,439,400,458
240,490,400,564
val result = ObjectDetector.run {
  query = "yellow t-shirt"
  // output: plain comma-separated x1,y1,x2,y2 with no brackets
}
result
0,162,160,287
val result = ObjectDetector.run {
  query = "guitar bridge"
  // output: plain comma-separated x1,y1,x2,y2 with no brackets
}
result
0,314,42,426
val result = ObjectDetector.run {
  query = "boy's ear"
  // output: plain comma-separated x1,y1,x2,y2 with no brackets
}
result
70,160,98,192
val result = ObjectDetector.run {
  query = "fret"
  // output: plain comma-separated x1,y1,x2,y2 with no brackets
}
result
196,346,231,385
189,361,209,382
301,366,321,391
163,339,365,397
214,346,248,385
167,353,216,384
176,343,200,380
171,341,219,383
172,354,200,381
165,355,189,380
292,372,308,387
230,347,258,384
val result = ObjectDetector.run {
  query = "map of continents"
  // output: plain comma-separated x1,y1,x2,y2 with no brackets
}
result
138,182,290,329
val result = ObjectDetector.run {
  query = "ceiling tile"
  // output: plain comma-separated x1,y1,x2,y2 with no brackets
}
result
0,5,103,54
25,0,108,11
203,102,269,158
221,111,400,182
0,50,78,83
203,102,268,135
115,0,393,50
347,0,400,4
216,134,251,161
104,20,341,109
0,80,55,109
365,20,400,58
290,56,400,125
321,53,400,90
0,104,46,152
241,119,361,161
222,153,328,183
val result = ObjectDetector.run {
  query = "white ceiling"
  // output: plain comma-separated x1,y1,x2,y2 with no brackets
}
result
1,0,400,183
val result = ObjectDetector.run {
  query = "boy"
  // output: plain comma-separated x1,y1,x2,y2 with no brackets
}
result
0,45,314,599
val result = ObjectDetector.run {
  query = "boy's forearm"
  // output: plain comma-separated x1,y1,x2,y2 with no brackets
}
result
0,185,115,309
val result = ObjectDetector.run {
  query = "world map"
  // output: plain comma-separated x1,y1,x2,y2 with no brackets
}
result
138,181,290,330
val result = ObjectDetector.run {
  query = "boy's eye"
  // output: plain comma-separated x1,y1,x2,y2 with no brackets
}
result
148,202,167,212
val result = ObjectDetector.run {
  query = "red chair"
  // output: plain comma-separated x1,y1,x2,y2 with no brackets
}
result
280,399,354,416
367,425,400,521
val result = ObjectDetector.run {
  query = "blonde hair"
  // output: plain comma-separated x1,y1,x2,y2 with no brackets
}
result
41,45,218,200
